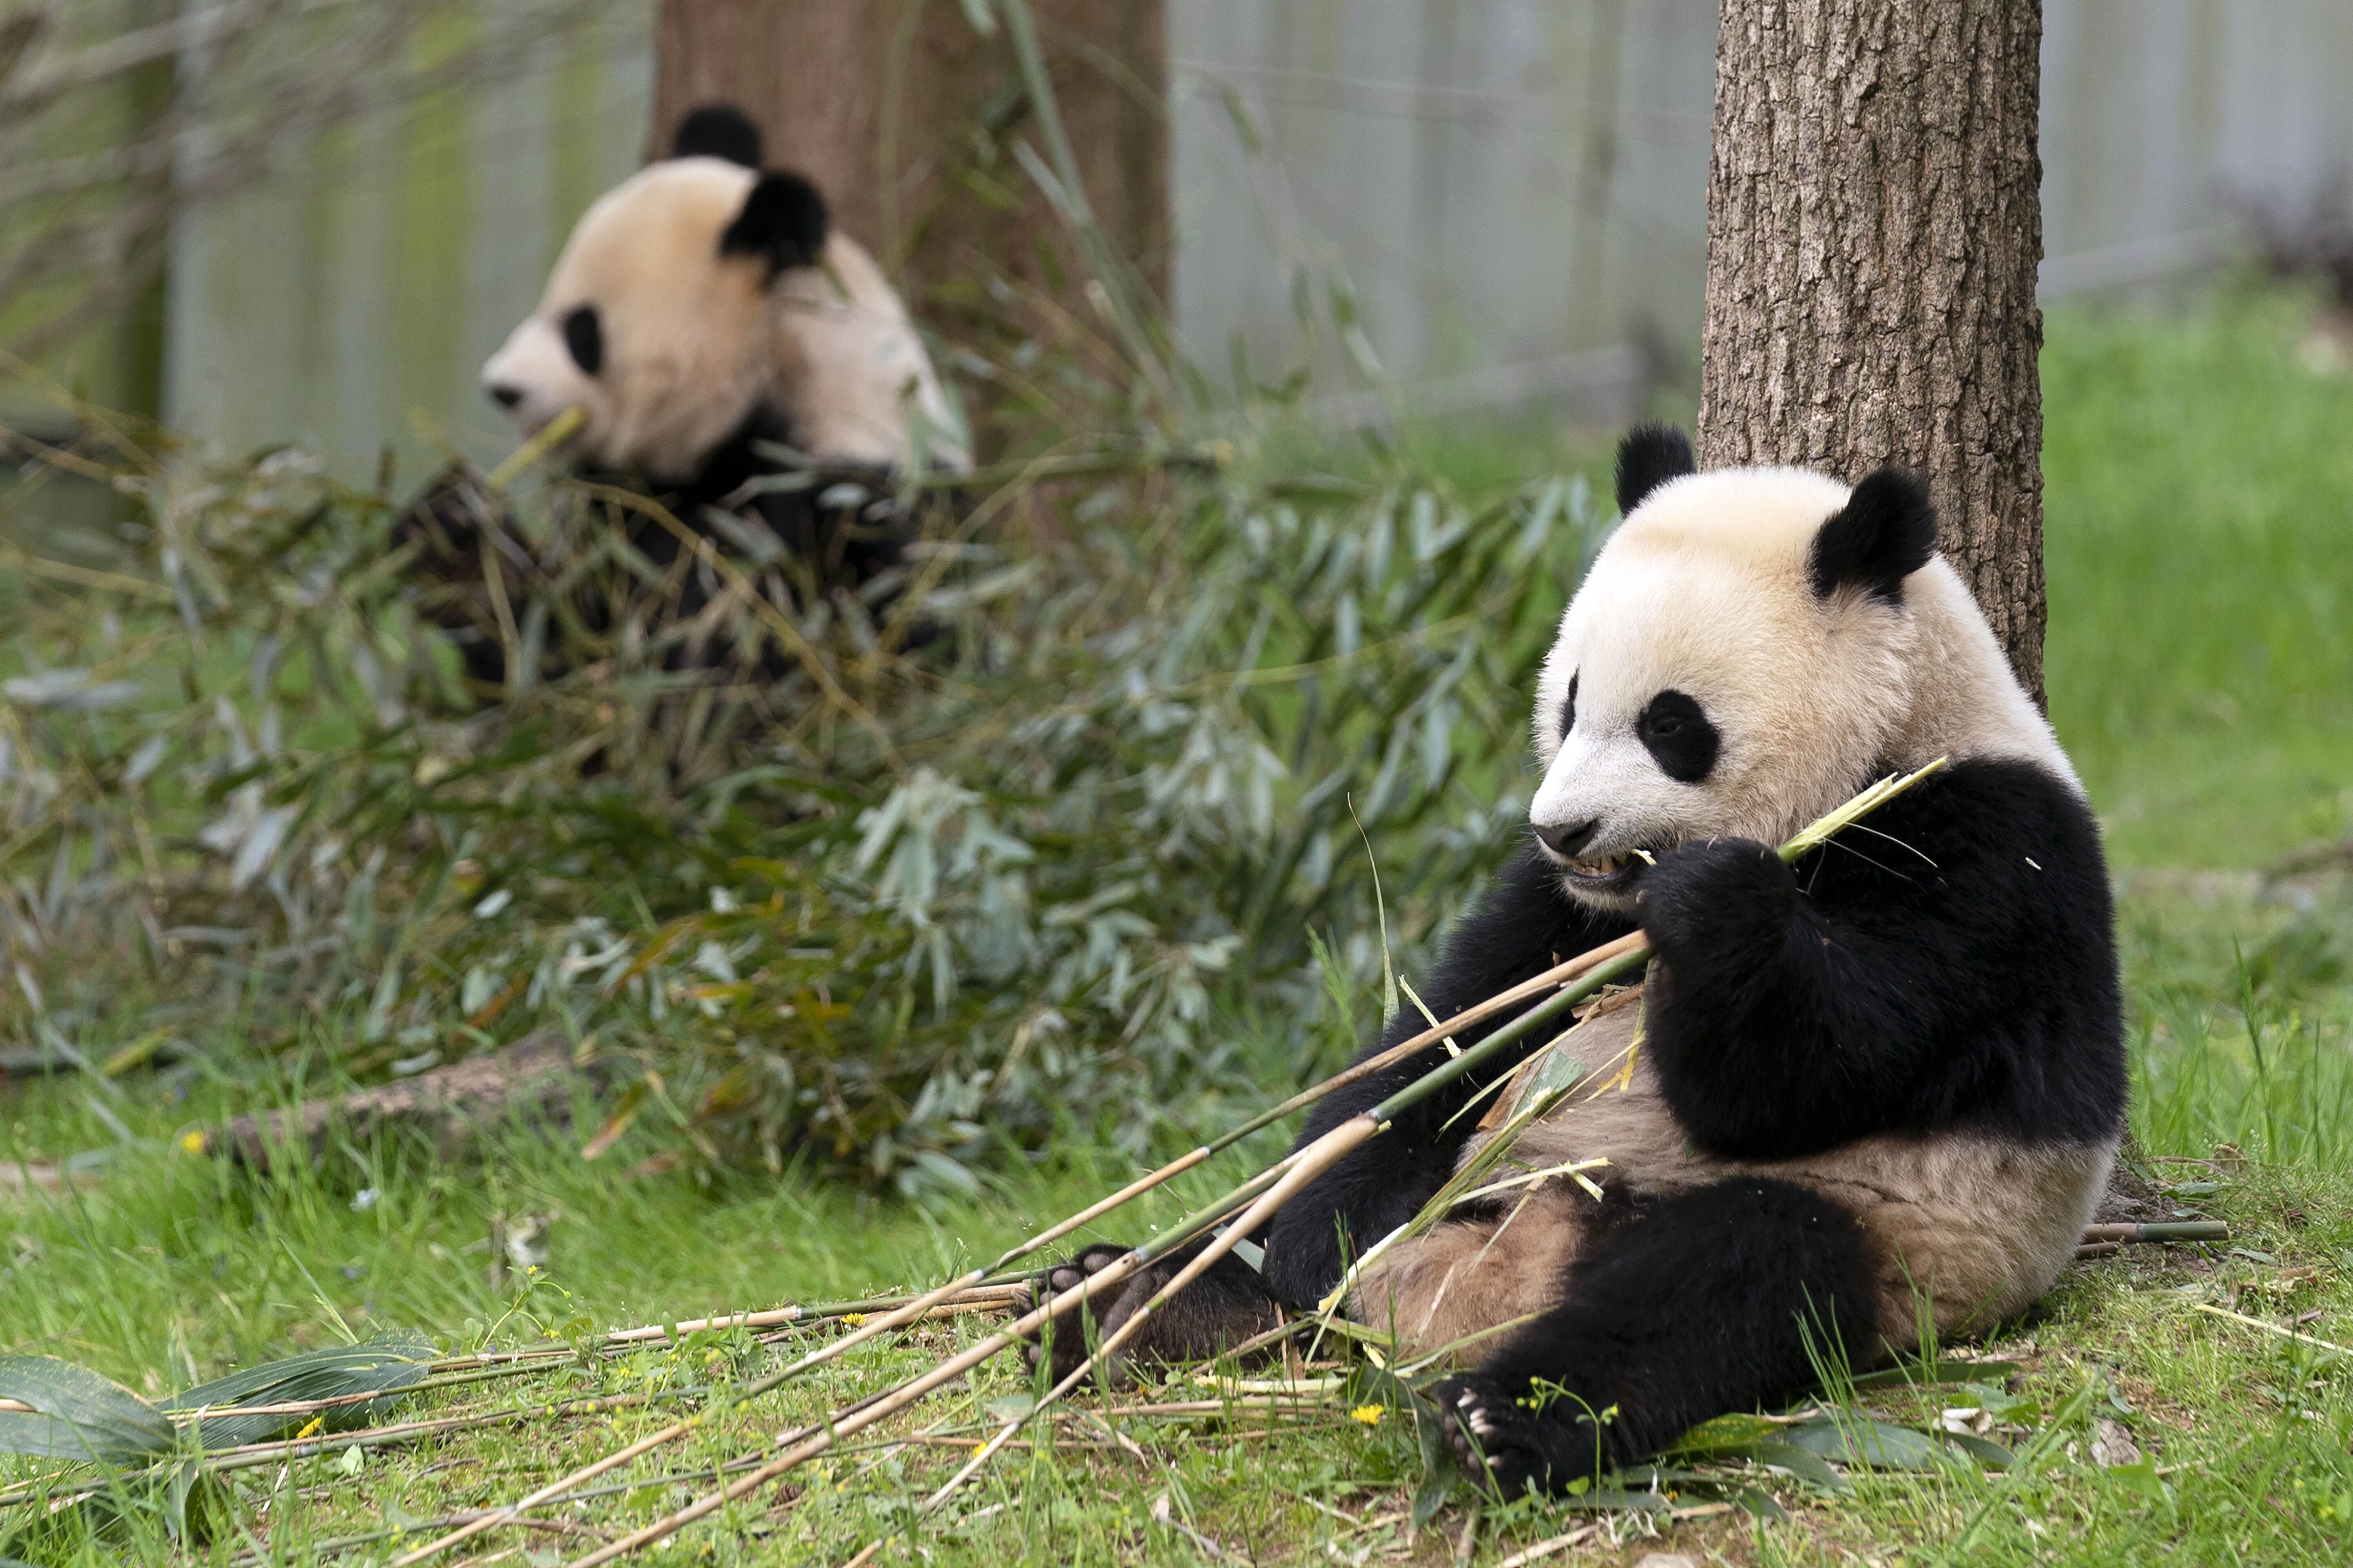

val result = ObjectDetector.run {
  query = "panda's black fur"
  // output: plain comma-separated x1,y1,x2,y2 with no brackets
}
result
1023,427,2126,1497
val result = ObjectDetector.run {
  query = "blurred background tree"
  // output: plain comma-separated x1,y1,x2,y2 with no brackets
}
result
649,0,1168,323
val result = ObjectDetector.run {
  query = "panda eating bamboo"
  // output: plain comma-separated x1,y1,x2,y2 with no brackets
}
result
404,103,966,689
1023,425,2126,1495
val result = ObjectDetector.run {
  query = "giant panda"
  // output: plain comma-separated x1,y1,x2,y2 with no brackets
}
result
1023,425,2126,1495
403,103,967,689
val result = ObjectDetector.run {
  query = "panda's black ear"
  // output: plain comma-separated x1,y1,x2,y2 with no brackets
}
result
673,104,763,168
1615,423,1695,516
1809,467,1938,604
720,172,829,274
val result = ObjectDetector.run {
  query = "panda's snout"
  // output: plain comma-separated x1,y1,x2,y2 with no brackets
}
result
1533,818,1600,860
486,382,524,411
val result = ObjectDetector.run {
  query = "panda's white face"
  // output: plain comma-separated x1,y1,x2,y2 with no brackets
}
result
481,149,969,480
1529,465,1944,912
483,159,778,482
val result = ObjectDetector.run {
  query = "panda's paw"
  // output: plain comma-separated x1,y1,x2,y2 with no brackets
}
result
1638,836,1793,948
1010,1244,1137,1386
1011,1241,1286,1391
1434,1374,1611,1499
1435,1374,1550,1497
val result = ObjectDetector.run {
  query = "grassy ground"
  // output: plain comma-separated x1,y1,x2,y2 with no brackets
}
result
2044,285,2353,870
4,286,2351,1564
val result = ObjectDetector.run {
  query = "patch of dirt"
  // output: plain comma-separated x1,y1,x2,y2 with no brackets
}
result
2093,1141,2175,1226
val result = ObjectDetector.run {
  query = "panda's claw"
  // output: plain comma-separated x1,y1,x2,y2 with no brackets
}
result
1436,1374,1564,1499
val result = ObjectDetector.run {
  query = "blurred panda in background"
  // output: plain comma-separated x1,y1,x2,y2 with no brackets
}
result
402,104,968,694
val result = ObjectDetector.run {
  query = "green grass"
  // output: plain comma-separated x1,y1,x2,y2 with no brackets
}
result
2044,284,2353,869
4,285,2353,1563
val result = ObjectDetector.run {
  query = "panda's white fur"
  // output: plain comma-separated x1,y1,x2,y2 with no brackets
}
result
482,145,966,480
1526,466,2069,912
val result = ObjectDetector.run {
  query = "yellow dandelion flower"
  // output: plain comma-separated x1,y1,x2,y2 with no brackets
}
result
841,1313,867,1327
178,1131,207,1154
1350,1405,1384,1426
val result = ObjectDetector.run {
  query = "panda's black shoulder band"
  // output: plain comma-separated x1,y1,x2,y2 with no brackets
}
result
673,103,764,168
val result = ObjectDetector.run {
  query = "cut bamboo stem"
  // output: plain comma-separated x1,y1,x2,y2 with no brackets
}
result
2191,1303,2353,1358
2074,1220,2230,1260
387,1152,1266,1566
391,932,1646,1564
915,1115,1391,1515
485,405,584,491
526,760,1949,1564
2079,1221,2228,1244
917,944,1655,1517
553,1163,1314,1567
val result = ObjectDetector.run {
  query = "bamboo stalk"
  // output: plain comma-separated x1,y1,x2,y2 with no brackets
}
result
2075,1221,2230,1260
391,1156,1294,1566
484,405,584,491
914,1115,1395,1516
391,935,1649,1564
2191,1303,2353,1358
916,946,1655,1518
552,1163,1320,1567
2079,1221,2229,1244
522,761,1947,1564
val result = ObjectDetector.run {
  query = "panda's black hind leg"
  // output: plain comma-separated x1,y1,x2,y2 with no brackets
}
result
1436,1177,1880,1497
1010,1239,1284,1389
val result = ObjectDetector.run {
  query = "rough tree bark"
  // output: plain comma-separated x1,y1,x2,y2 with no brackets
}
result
1698,0,2048,701
648,0,1167,313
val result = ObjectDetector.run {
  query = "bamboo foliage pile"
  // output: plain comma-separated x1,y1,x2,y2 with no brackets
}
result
0,385,1615,1199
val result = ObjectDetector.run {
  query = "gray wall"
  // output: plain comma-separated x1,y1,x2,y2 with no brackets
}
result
163,11,648,474
159,0,2353,469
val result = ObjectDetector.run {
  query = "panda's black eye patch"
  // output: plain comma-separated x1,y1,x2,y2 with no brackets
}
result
1561,673,1578,737
561,304,603,377
1637,690,1719,782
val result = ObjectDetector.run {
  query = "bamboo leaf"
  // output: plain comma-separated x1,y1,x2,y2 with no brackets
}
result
1940,1430,2017,1469
0,1357,173,1461
1785,1416,1952,1472
1746,1439,1854,1496
158,1330,437,1450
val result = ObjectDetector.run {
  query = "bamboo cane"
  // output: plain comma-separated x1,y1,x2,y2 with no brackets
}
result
529,760,1947,1564
916,946,1653,1515
905,759,1955,1521
389,932,1646,1566
385,1154,1289,1566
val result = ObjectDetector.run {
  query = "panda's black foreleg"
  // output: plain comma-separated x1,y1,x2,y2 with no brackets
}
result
1433,1176,1879,1497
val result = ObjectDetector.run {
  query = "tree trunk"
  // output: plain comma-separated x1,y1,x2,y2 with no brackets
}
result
648,0,1167,316
1698,1,2047,701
